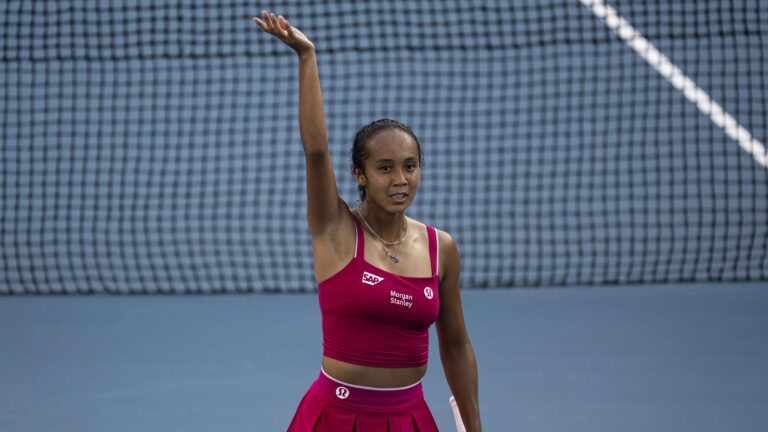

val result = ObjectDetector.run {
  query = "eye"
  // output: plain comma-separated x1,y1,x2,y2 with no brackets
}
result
405,162,417,171
378,165,392,173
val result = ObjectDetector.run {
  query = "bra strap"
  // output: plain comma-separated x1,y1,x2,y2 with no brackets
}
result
426,225,439,277
352,213,365,259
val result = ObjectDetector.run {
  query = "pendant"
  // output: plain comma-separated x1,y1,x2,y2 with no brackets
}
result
385,249,400,264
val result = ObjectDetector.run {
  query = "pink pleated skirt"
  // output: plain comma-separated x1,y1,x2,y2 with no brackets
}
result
287,369,439,431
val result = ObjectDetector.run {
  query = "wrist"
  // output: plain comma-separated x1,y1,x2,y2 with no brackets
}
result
297,47,316,61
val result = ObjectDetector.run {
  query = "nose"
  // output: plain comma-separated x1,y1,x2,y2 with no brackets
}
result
393,167,408,186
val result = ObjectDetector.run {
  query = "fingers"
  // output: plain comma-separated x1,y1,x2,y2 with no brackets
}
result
269,12,285,37
277,15,289,30
264,10,276,33
252,10,277,33
252,10,270,31
279,16,295,38
252,16,267,31
253,11,290,38
267,12,277,29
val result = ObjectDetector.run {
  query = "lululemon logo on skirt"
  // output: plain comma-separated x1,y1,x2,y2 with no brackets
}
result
424,287,434,300
336,386,350,400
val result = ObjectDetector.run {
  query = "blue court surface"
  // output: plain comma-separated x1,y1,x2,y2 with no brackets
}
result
2,282,767,432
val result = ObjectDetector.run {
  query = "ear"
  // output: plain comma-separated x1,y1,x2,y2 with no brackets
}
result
353,168,367,186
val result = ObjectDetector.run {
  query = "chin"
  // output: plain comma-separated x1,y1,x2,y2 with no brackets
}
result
388,197,415,212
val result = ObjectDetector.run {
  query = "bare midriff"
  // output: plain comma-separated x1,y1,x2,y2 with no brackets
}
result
322,356,427,388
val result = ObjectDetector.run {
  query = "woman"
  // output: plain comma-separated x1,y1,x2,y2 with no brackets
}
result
253,11,482,431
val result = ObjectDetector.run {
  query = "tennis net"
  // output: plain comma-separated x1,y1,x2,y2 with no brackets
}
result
1,0,766,294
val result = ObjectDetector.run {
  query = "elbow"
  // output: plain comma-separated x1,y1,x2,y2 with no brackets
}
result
440,340,475,361
300,131,328,155
303,146,328,158
302,136,328,156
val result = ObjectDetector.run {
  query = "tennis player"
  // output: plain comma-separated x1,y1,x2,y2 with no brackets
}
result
253,11,481,431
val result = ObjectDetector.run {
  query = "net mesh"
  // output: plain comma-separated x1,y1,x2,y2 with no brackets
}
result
2,0,767,294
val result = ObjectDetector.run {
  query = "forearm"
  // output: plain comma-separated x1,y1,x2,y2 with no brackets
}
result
297,50,328,155
441,342,482,431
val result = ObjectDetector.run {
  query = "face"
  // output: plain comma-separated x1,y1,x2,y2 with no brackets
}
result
356,129,421,212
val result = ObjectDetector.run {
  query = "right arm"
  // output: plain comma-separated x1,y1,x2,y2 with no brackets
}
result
253,12,348,238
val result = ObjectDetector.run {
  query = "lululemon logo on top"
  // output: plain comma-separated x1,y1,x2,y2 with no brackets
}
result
424,287,434,300
362,271,384,286
336,386,350,399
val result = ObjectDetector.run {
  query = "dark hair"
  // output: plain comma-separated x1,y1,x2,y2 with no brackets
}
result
351,119,424,201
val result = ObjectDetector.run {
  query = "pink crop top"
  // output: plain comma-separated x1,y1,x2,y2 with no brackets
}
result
318,214,441,368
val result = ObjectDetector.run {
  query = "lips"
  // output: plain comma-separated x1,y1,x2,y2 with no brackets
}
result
389,192,409,203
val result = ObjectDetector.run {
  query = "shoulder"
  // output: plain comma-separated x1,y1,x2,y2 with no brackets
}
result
410,219,460,281
436,229,460,286
434,228,460,267
409,219,459,255
407,219,456,248
434,227,457,248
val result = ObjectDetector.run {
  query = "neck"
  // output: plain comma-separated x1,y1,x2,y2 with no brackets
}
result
359,202,406,243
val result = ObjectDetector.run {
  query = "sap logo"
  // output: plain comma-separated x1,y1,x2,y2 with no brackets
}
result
362,272,384,286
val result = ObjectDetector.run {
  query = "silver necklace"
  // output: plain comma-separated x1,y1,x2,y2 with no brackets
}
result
355,207,407,263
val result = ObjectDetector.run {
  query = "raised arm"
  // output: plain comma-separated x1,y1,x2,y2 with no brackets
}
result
253,12,347,237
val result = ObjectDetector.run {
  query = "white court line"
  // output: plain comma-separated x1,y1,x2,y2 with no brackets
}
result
579,0,768,169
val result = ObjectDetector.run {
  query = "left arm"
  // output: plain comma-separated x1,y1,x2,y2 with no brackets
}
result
436,231,482,431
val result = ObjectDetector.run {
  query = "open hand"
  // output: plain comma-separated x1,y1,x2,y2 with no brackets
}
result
253,11,314,56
